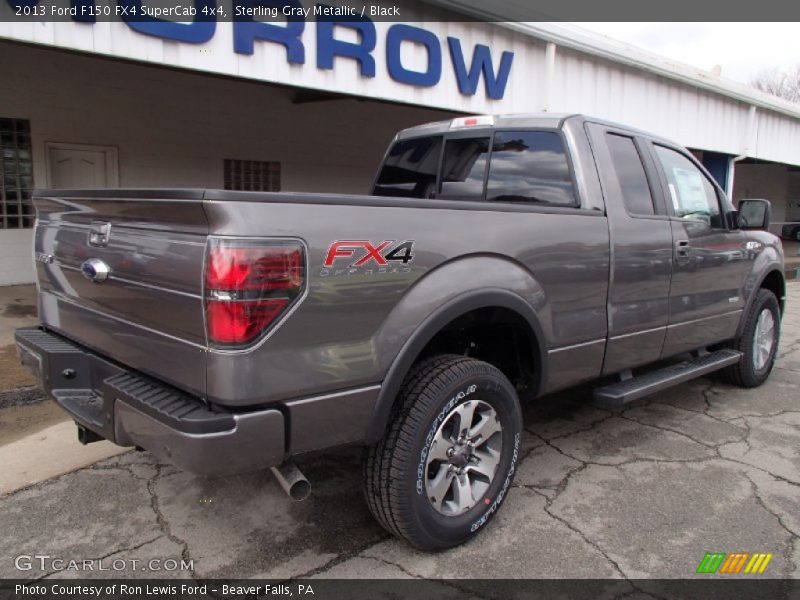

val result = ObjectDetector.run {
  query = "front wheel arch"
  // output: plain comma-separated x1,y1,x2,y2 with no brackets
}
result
736,268,785,339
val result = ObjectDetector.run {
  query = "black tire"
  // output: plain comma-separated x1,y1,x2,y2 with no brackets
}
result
721,289,781,387
363,354,522,550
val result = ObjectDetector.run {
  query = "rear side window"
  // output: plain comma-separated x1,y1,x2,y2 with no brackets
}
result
486,131,575,205
605,134,655,215
439,137,490,199
373,136,442,198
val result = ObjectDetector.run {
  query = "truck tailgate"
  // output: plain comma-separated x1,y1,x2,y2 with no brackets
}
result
33,189,209,397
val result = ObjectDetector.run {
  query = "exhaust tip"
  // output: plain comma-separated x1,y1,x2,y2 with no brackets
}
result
289,478,311,502
270,462,311,502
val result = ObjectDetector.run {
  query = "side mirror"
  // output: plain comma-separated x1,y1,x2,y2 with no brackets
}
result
737,199,771,230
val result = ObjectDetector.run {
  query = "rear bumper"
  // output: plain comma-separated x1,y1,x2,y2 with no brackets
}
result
14,327,286,476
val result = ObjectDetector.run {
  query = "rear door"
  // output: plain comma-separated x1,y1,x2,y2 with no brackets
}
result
33,189,209,397
646,144,751,356
586,123,674,374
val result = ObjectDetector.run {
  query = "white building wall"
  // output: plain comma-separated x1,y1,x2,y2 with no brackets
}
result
0,41,449,284
1,42,448,193
3,19,800,165
0,229,35,285
552,46,752,157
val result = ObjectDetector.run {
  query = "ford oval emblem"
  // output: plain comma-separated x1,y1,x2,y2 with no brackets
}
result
81,258,111,283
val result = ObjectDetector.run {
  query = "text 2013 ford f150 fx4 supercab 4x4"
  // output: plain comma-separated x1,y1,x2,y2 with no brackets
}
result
16,114,785,550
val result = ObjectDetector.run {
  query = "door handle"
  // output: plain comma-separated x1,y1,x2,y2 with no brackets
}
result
675,240,690,262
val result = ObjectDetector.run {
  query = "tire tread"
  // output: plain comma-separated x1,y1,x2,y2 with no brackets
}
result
363,354,511,548
720,289,780,387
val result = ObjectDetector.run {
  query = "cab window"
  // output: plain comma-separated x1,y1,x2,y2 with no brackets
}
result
653,145,724,228
486,131,576,205
438,137,490,200
606,134,655,215
373,136,442,198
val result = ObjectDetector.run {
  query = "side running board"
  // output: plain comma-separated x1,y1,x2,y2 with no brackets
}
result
593,349,742,407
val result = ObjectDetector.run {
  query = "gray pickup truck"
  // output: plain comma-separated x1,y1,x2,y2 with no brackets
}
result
16,114,785,550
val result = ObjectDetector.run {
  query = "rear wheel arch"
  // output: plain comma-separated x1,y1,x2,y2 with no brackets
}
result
364,289,546,444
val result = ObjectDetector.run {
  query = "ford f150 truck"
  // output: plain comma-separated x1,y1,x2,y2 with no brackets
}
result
16,114,785,550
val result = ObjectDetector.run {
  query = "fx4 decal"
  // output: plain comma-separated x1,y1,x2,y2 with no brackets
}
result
323,240,415,268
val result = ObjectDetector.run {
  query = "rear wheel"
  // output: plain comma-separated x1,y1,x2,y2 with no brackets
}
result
363,354,522,550
721,289,780,387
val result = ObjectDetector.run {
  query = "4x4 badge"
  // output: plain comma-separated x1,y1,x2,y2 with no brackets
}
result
323,240,415,268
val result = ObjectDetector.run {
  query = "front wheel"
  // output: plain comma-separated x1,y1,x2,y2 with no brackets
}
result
363,355,522,550
721,289,781,387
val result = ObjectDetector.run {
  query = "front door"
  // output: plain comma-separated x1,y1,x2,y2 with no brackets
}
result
647,143,752,356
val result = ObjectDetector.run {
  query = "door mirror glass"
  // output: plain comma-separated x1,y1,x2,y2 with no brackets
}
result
738,199,771,230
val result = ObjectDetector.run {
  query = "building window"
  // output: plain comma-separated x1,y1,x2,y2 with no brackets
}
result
224,159,280,192
1,118,34,229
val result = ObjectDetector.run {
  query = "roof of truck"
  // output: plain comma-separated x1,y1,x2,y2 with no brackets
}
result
395,113,678,147
395,113,572,139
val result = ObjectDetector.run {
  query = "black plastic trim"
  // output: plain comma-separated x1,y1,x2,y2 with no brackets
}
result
364,289,547,443
15,327,233,435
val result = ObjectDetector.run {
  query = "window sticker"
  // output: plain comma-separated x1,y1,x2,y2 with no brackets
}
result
672,167,708,213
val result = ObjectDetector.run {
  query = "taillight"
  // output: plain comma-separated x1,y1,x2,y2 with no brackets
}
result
204,238,305,347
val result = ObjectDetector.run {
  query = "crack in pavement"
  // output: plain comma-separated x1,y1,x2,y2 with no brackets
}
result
744,473,799,576
359,554,425,579
616,410,736,450
777,337,800,359
716,415,800,488
528,410,617,443
288,534,392,580
34,535,165,580
529,384,800,487
744,474,799,538
522,484,629,580
146,464,196,579
775,365,800,375
720,409,800,422
359,555,500,600
521,389,799,579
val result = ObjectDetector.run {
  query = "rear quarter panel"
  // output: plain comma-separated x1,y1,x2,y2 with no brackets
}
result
202,193,610,407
